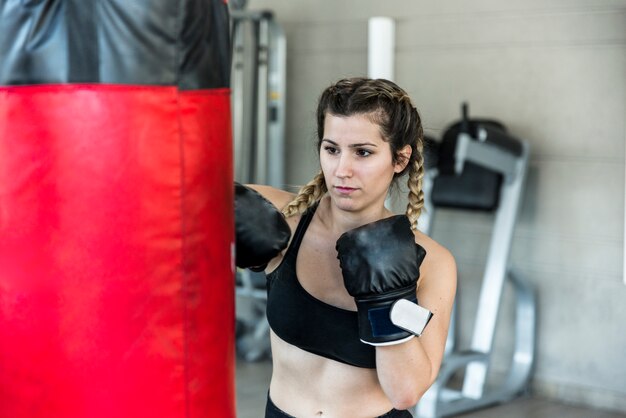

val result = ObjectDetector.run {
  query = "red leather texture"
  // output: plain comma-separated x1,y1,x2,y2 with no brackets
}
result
0,84,235,417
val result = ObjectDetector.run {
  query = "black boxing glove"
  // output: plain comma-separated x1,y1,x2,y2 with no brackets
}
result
336,215,433,346
235,183,291,270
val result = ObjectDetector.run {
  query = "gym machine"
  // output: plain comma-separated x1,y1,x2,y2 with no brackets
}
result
231,5,286,361
231,7,286,187
414,104,536,417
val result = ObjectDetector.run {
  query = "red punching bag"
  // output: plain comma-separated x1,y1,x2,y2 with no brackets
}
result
0,1,235,417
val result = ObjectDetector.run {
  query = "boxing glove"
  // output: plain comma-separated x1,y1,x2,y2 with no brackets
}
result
336,215,433,346
235,183,291,270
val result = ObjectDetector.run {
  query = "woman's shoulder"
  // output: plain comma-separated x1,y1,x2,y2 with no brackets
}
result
412,228,457,290
413,229,454,262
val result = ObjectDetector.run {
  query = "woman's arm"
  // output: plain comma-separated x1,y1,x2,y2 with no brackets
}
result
244,184,295,212
375,241,457,409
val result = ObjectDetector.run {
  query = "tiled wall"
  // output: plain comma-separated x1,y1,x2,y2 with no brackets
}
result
246,0,626,412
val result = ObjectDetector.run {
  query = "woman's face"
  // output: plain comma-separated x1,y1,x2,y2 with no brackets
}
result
320,113,409,215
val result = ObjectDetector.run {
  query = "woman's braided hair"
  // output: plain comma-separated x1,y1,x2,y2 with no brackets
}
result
282,77,425,229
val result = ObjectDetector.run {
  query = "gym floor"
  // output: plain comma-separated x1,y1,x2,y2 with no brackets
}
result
236,359,626,418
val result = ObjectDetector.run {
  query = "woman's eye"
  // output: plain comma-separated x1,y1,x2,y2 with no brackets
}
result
356,149,372,157
324,145,338,154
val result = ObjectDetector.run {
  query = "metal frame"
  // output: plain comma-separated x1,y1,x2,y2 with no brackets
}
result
235,269,271,361
231,10,286,188
415,133,536,417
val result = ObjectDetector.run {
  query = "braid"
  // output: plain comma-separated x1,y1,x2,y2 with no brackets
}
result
406,131,425,229
282,171,327,218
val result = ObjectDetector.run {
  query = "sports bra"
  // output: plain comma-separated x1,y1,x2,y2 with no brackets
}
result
266,203,376,369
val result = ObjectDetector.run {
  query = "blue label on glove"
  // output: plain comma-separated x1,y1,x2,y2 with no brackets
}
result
367,295,418,337
368,306,401,337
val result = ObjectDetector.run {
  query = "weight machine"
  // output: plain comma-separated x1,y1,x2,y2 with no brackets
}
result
415,104,536,417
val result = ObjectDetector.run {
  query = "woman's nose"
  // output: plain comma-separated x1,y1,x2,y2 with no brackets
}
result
335,154,353,178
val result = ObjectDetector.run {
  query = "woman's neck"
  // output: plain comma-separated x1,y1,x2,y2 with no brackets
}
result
316,195,393,237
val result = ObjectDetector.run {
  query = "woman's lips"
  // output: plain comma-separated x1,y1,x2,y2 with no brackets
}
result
335,186,357,194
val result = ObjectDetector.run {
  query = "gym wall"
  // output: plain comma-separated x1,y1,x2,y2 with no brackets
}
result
247,0,626,413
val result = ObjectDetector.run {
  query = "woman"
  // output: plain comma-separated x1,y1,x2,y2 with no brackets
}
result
235,77,457,417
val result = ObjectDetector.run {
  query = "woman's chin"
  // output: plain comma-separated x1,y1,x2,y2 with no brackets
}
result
330,196,361,212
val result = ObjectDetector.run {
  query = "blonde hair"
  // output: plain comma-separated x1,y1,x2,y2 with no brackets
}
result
281,171,327,218
405,144,425,229
283,77,426,229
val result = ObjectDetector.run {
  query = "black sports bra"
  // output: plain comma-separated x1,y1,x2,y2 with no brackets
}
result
266,204,376,369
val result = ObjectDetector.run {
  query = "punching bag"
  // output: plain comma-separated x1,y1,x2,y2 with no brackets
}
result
0,1,235,417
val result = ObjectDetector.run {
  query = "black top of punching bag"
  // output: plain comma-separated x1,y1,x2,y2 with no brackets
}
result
0,0,230,89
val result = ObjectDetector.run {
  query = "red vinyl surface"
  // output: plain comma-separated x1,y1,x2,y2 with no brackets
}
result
0,84,235,417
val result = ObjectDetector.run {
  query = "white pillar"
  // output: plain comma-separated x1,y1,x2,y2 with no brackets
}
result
368,17,395,81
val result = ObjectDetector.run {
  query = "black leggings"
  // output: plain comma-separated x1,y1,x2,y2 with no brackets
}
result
265,394,413,418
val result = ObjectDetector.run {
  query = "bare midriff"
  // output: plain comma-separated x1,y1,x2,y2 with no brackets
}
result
268,331,395,418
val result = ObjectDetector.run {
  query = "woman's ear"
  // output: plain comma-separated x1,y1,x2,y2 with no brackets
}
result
394,145,412,173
